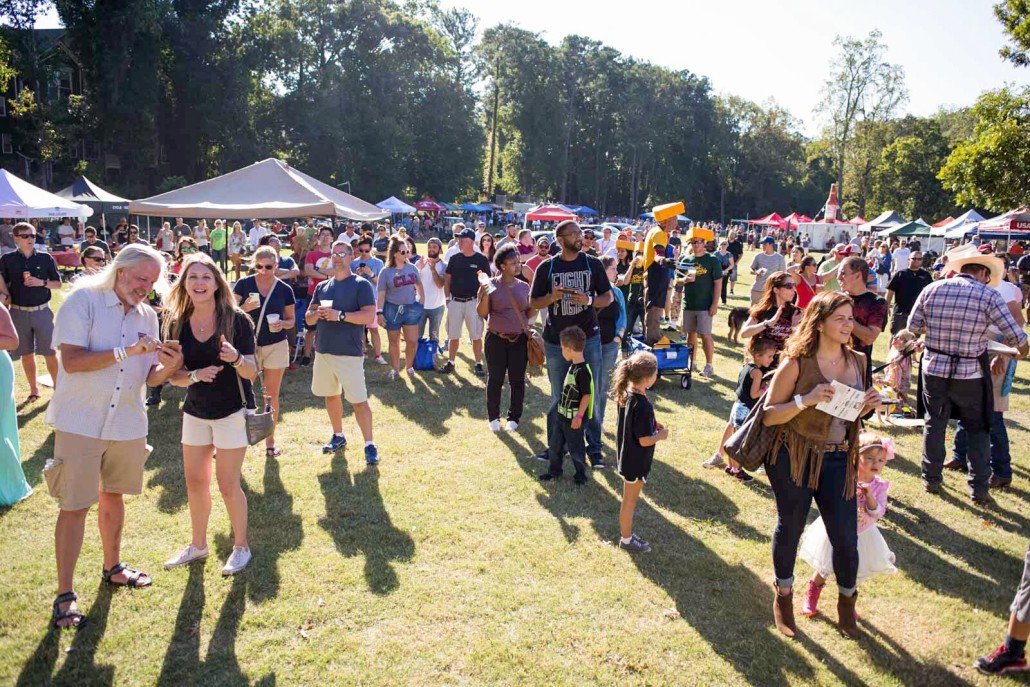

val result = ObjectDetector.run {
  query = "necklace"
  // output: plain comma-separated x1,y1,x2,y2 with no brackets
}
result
818,354,845,367
192,314,215,335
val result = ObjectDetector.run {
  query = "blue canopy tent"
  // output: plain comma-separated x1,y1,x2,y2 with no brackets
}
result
459,202,493,212
376,196,417,214
573,205,598,215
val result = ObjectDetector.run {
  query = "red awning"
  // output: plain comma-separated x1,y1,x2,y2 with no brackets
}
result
847,216,866,225
931,216,955,228
526,204,577,222
978,207,1030,233
782,212,813,229
415,199,445,211
751,212,784,226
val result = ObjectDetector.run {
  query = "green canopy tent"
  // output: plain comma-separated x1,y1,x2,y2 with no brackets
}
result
876,220,932,239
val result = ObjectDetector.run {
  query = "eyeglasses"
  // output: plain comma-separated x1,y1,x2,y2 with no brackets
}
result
690,240,705,245
331,251,348,257
358,248,371,253
255,264,275,271
778,282,797,289
15,233,35,239
85,256,106,263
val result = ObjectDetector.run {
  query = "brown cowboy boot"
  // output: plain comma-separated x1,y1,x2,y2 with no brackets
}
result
837,591,859,639
772,582,797,637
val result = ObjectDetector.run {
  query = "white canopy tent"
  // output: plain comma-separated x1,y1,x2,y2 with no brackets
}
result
129,158,389,221
933,209,986,248
0,168,93,220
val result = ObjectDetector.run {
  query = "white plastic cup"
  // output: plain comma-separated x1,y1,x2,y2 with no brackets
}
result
266,314,280,324
320,300,333,308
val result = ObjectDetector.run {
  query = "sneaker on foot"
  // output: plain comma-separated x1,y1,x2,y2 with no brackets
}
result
535,450,550,463
374,355,388,365
975,644,1029,675
406,367,415,378
755,465,767,475
441,361,455,374
801,580,824,616
588,453,606,470
323,434,347,454
504,420,518,431
972,492,996,507
221,546,252,576
300,356,312,367
165,544,209,570
701,363,714,377
488,419,501,432
619,534,651,553
734,468,755,484
388,369,399,380
365,444,380,465
703,453,726,469
574,473,588,485
474,362,486,377
538,471,561,481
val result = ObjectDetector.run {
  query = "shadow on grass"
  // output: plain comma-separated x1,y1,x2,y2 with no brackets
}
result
157,572,274,686
241,456,304,603
18,430,53,489
318,453,414,595
17,580,115,686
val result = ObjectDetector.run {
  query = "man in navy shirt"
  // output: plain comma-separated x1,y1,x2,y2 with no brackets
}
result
305,240,380,464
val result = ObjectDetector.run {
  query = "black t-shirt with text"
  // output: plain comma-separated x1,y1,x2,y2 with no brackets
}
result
530,252,612,343
446,251,492,299
181,311,257,420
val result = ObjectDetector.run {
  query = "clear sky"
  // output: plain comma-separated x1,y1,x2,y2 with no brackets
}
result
34,0,1030,135
440,0,1030,135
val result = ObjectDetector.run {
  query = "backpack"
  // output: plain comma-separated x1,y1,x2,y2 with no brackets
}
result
414,338,439,370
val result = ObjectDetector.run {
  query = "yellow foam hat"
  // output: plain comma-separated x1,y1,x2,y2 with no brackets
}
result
685,227,714,243
642,226,668,270
652,201,685,223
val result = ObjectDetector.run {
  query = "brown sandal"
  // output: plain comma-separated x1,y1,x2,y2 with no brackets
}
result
103,562,152,588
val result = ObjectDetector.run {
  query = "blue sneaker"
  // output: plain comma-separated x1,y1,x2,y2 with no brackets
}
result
365,444,379,465
323,434,347,454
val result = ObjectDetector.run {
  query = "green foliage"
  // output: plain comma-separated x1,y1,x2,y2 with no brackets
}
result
158,175,188,194
939,85,1030,212
870,119,956,219
995,0,1030,67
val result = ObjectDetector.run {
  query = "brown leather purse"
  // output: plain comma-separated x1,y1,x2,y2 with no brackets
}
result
503,282,545,368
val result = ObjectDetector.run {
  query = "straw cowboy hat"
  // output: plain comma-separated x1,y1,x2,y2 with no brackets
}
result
944,243,1005,287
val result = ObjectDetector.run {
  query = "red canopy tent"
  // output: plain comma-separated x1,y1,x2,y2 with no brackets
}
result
751,212,784,227
847,216,866,225
415,199,446,212
931,216,955,228
526,204,577,222
782,212,812,229
978,207,1030,233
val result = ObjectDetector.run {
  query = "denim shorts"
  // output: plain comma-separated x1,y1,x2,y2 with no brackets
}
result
729,400,750,429
383,301,423,330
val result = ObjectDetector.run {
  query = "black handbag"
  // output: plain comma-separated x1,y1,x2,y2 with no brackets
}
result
723,390,778,472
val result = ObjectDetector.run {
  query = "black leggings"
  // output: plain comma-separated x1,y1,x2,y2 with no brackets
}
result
485,331,528,423
623,299,645,349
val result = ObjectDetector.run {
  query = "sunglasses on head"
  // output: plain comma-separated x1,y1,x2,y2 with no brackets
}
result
778,282,796,289
255,264,275,271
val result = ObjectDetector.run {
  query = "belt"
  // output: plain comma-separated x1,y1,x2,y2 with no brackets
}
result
10,303,49,312
451,296,475,303
823,441,850,452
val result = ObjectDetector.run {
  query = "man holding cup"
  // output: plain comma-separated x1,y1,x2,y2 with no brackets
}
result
305,240,380,464
675,227,722,377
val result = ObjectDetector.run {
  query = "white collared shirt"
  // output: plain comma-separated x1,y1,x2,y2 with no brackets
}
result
46,288,159,440
596,237,616,257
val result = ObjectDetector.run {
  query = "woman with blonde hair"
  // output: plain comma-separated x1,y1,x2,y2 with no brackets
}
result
162,253,258,576
194,218,210,255
760,291,882,639
233,245,295,456
228,221,247,279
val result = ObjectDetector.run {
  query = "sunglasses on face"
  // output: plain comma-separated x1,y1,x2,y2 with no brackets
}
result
181,247,197,253
690,240,705,245
86,256,106,263
16,233,35,239
398,250,410,255
358,248,370,253
331,251,348,258
255,264,275,271
778,282,797,289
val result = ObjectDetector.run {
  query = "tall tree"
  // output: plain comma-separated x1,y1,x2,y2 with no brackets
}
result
995,0,1030,67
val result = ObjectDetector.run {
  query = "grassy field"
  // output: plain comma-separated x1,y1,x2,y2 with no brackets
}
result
1,248,1028,686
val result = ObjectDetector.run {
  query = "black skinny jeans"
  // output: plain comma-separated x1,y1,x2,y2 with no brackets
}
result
623,298,645,349
484,331,528,423
767,446,858,590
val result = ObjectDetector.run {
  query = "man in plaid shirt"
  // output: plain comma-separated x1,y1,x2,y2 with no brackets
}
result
898,245,1028,505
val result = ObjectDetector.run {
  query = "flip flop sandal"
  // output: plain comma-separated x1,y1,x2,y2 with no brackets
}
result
52,591,86,630
266,447,283,458
102,562,152,588
26,393,40,403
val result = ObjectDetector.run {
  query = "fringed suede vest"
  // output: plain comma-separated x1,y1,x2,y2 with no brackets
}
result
769,350,867,499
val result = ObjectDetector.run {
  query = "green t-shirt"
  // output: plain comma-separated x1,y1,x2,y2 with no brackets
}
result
209,227,226,251
818,258,840,292
679,253,723,312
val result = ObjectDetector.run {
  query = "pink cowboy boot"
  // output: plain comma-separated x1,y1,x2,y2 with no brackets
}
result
801,579,824,616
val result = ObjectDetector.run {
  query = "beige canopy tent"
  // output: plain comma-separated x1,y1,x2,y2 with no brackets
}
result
128,158,389,221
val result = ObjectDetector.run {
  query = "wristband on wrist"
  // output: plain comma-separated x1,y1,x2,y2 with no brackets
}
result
574,413,584,421
187,369,199,384
793,394,806,410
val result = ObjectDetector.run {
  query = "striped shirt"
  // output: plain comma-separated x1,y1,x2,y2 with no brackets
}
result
907,274,1026,379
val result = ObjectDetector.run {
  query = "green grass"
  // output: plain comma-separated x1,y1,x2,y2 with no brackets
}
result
1,248,1028,685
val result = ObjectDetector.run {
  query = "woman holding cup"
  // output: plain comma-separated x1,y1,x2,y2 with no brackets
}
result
232,246,296,457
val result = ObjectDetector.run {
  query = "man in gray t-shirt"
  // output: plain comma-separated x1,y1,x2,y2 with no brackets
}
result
0,221,14,254
749,237,787,304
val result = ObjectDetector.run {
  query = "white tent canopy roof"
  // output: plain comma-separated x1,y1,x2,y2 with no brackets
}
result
0,168,93,219
933,209,986,238
129,158,389,221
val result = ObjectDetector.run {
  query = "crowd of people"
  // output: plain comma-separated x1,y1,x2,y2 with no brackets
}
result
1,208,1029,675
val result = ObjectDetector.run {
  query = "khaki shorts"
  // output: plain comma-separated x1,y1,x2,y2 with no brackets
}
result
311,352,368,403
182,409,248,449
256,339,290,370
45,431,150,511
446,298,485,340
681,309,713,336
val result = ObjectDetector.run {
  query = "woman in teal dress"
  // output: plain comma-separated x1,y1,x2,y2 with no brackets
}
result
0,301,30,506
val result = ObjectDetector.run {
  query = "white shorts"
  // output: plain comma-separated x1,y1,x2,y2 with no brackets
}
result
446,298,485,340
311,352,368,403
256,339,290,370
182,410,248,450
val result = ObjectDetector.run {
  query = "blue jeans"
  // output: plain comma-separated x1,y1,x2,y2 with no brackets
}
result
951,411,1011,480
544,336,603,455
588,341,620,452
419,305,445,344
767,447,858,591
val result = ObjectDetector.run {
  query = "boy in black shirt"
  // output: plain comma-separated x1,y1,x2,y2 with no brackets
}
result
539,326,593,485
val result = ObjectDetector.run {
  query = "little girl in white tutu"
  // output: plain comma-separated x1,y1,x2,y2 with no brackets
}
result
800,432,897,617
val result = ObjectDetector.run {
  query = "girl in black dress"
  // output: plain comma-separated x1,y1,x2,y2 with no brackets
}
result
611,351,668,553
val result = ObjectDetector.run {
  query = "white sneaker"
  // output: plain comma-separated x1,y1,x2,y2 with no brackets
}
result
505,420,519,431
388,369,398,380
701,364,714,377
165,544,209,569
755,465,766,475
488,419,501,432
375,355,388,365
702,453,726,469
406,367,415,378
221,546,252,576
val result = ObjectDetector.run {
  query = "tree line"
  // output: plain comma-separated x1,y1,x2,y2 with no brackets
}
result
0,0,1026,222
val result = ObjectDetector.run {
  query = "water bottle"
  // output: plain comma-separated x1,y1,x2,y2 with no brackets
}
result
477,270,496,294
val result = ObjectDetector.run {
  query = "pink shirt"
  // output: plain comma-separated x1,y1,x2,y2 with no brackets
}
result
857,475,889,534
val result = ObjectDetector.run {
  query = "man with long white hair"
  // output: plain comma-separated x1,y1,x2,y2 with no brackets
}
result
43,244,183,629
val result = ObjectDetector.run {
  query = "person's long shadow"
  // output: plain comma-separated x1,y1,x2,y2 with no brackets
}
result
318,453,414,594
858,618,974,686
157,564,206,686
17,581,115,686
18,432,53,489
243,456,304,603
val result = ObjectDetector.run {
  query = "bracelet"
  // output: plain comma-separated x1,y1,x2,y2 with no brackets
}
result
230,352,243,367
793,394,806,410
114,346,126,362
187,369,199,384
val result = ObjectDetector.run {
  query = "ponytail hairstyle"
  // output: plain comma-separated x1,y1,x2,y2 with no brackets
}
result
745,336,778,363
609,351,658,407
